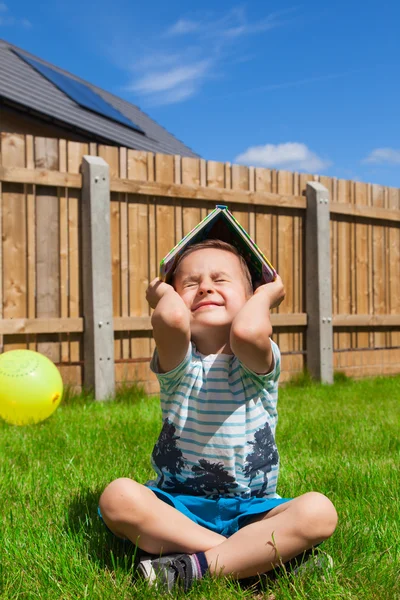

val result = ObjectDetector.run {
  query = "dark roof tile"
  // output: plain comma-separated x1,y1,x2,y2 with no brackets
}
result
0,39,199,158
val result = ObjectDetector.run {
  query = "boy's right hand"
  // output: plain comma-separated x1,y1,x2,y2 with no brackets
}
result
146,278,176,309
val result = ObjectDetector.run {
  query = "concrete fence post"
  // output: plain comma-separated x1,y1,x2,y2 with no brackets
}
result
305,182,333,384
81,156,115,400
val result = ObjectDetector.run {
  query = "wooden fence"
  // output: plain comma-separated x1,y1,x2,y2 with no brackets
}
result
0,133,399,395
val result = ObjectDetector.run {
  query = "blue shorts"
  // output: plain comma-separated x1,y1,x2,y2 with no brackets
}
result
99,484,291,539
147,487,291,537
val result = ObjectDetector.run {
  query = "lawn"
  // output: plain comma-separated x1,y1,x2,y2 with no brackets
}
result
0,373,399,599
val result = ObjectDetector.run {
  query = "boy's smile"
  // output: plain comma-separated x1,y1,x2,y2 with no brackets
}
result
192,301,223,311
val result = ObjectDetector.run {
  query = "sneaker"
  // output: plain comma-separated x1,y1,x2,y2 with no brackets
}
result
137,553,194,592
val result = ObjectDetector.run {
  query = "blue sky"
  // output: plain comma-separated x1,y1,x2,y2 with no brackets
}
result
2,0,400,187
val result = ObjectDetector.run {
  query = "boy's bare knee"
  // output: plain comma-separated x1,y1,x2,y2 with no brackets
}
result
295,492,338,543
99,477,148,527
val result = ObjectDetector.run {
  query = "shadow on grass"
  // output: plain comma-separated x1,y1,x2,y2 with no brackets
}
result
65,487,143,576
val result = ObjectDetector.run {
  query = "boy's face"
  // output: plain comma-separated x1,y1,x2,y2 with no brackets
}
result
174,248,251,335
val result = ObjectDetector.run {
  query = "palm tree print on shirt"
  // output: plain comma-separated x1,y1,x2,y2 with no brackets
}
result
165,459,239,498
152,419,185,487
243,422,279,497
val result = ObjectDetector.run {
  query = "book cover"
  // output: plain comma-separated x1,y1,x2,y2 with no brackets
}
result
160,205,276,289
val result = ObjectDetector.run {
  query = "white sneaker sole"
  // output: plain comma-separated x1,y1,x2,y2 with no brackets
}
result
137,553,184,588
137,557,158,586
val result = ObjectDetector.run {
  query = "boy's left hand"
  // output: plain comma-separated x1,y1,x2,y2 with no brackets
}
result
254,275,285,309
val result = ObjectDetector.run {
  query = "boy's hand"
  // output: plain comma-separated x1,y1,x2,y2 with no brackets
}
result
254,275,285,309
146,278,176,309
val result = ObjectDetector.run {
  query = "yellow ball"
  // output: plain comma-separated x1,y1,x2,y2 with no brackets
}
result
0,350,63,426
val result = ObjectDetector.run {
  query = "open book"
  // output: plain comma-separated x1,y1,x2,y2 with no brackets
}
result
160,205,276,289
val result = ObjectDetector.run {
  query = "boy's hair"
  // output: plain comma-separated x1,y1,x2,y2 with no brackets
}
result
170,239,253,295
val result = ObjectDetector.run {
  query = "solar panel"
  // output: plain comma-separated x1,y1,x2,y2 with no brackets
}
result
15,51,144,134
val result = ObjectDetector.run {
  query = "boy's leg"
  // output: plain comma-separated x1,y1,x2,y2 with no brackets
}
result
99,478,226,555
204,492,338,579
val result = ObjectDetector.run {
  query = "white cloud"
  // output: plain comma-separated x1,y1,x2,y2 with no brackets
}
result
166,18,200,36
158,84,198,105
363,148,400,165
219,8,297,38
166,7,296,40
130,52,183,72
0,3,32,27
235,142,331,172
131,61,209,94
126,60,210,105
121,6,299,105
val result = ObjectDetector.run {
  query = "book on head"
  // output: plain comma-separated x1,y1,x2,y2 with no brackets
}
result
159,205,277,289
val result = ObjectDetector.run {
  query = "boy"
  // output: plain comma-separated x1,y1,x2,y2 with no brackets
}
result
99,240,338,591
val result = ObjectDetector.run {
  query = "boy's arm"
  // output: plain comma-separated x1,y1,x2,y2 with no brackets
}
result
146,278,190,373
230,276,285,374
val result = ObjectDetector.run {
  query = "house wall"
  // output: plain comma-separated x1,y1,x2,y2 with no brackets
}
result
0,105,94,143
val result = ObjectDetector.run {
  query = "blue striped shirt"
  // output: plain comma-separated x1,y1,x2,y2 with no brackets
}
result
150,340,281,499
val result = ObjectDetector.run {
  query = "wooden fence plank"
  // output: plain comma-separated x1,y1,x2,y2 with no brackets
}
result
109,177,306,210
371,184,386,349
354,182,370,351
119,147,130,360
0,317,84,334
255,169,274,267
333,314,400,327
225,162,232,190
0,166,81,188
181,157,202,236
127,151,152,383
231,164,250,231
387,188,400,351
207,161,225,189
155,154,175,264
26,135,36,352
182,157,200,186
98,145,120,178
174,155,183,240
127,150,148,181
1,133,25,167
276,171,295,370
2,134,27,352
2,312,399,335
67,141,87,367
59,139,69,361
35,137,60,362
199,159,207,220
336,179,352,358
248,167,256,239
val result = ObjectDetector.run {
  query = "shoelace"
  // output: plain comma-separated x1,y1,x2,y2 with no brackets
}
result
170,555,193,592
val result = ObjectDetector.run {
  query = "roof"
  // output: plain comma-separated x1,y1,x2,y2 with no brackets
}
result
0,39,198,157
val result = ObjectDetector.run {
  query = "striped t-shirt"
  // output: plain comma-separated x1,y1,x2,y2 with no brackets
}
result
149,340,281,499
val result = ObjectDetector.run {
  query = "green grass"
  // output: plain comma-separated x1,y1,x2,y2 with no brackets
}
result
1,374,399,599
